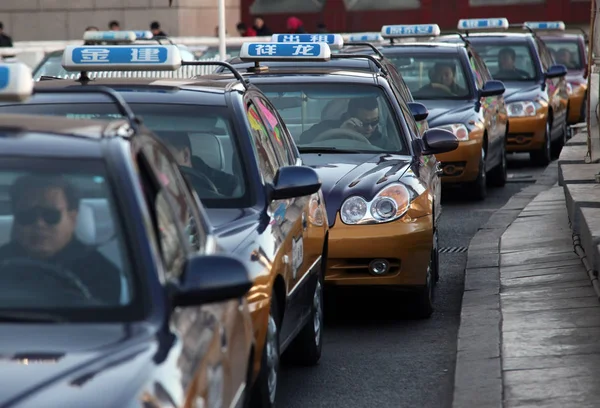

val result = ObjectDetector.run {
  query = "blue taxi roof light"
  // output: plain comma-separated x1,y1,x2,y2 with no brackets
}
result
457,18,509,31
348,32,384,42
82,30,137,43
133,30,154,40
0,63,33,102
61,45,183,71
380,24,441,39
523,21,566,31
239,42,331,62
270,34,344,50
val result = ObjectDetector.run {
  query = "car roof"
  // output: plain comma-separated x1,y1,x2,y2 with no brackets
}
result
226,56,384,72
0,113,131,138
199,69,377,85
442,32,532,41
377,42,464,54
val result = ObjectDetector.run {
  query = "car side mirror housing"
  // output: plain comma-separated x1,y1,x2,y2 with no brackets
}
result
479,80,505,97
421,128,459,155
546,64,568,78
172,254,252,307
270,166,321,201
407,102,429,122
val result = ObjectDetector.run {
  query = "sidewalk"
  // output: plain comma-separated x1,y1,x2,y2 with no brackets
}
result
452,155,600,408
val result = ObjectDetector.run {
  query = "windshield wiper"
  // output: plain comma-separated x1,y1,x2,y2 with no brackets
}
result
298,147,363,153
0,311,67,323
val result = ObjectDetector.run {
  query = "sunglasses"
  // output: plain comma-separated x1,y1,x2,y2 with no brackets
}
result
360,119,379,128
14,207,63,226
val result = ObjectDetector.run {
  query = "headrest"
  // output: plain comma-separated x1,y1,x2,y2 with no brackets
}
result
75,199,113,245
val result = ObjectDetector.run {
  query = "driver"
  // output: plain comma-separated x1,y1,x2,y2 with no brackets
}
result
495,48,530,79
158,130,239,196
0,174,121,303
418,62,466,95
555,48,574,69
299,97,394,149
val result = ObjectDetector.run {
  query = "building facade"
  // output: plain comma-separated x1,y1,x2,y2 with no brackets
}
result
0,0,241,41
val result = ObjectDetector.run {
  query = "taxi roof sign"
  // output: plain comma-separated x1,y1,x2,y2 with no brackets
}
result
239,42,331,61
270,34,344,50
523,21,566,31
82,30,137,43
0,63,33,102
381,24,440,39
457,18,509,31
133,30,154,40
348,32,384,42
61,45,183,71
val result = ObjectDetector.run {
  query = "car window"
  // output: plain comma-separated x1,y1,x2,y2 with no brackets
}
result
0,157,140,318
246,101,280,184
255,96,297,166
32,52,65,80
0,103,249,208
388,54,472,99
472,51,492,83
544,39,583,70
471,42,538,81
257,83,408,154
386,64,414,102
469,54,485,89
535,39,553,70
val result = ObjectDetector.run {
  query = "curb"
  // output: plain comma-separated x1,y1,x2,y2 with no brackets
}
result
451,161,559,408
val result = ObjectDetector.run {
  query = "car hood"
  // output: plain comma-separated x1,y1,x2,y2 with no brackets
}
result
300,153,412,227
414,99,474,128
205,207,261,252
501,81,542,104
0,323,163,407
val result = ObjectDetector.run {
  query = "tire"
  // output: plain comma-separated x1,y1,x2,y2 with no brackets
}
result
530,121,552,166
468,147,487,200
250,296,281,408
414,232,437,319
551,119,568,158
433,227,440,283
283,268,324,366
242,353,254,408
488,141,507,187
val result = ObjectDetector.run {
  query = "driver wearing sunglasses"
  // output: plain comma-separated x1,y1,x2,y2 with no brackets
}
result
0,174,121,304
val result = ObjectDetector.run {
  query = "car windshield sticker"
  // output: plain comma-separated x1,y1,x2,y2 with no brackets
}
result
256,99,283,146
292,235,304,279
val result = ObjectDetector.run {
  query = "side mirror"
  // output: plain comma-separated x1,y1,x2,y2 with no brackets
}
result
270,166,321,201
172,254,252,307
546,64,568,78
407,102,429,122
421,128,458,155
479,80,505,97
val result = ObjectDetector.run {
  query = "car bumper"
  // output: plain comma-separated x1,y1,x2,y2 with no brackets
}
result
506,112,548,152
434,139,482,184
325,213,433,287
568,85,586,124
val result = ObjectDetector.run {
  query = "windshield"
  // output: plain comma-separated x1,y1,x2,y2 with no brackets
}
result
199,47,241,60
471,42,538,81
0,103,248,208
544,40,584,70
256,83,408,154
0,158,141,321
386,54,472,99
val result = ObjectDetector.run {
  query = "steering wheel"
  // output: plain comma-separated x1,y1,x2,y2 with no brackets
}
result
312,128,372,144
430,83,456,95
179,166,220,195
0,258,96,305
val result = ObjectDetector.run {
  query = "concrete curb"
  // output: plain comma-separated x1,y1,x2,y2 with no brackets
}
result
451,161,558,408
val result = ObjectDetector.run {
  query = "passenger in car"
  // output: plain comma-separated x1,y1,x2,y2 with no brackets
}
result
0,174,121,304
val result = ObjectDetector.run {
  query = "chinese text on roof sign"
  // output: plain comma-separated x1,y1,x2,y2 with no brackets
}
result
239,42,332,61
457,18,509,30
271,34,344,50
381,24,441,39
348,33,384,42
61,45,183,71
523,21,566,31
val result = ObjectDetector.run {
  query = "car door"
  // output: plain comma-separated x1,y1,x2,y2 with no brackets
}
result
137,139,241,408
534,37,566,131
389,72,428,136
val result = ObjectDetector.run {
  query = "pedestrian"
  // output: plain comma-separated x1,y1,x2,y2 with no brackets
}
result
286,16,306,34
150,21,167,38
108,20,120,31
83,26,100,45
253,16,272,36
236,22,256,37
0,23,12,48
316,22,328,33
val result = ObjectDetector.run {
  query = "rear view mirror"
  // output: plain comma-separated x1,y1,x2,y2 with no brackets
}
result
407,102,429,122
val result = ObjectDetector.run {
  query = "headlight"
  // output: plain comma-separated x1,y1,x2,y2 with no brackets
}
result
340,183,411,225
507,101,538,117
437,123,469,141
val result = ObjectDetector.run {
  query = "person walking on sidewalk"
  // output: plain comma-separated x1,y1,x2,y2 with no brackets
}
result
286,16,306,34
150,21,167,38
236,22,256,37
0,23,13,48
253,16,272,36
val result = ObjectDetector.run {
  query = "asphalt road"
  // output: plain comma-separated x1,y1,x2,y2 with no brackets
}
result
276,153,550,408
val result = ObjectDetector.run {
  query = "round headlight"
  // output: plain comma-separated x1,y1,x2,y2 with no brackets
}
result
371,196,398,220
340,196,367,224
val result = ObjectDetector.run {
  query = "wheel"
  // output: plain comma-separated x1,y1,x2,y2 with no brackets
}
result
433,227,440,283
551,119,568,158
250,296,280,408
487,141,507,187
414,232,436,318
530,120,552,166
282,269,324,366
468,147,487,200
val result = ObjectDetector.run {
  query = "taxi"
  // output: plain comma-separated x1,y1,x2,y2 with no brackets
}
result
1,44,328,408
220,33,429,133
348,24,509,200
524,21,589,127
438,18,570,165
213,41,458,318
0,62,254,407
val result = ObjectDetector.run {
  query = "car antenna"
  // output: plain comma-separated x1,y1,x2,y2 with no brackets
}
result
181,60,249,88
440,31,471,45
331,53,389,76
34,86,141,134
510,23,536,37
343,42,385,59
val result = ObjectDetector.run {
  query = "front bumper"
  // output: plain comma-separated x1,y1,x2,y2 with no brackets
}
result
434,139,482,184
325,213,433,287
506,111,548,152
568,84,587,124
